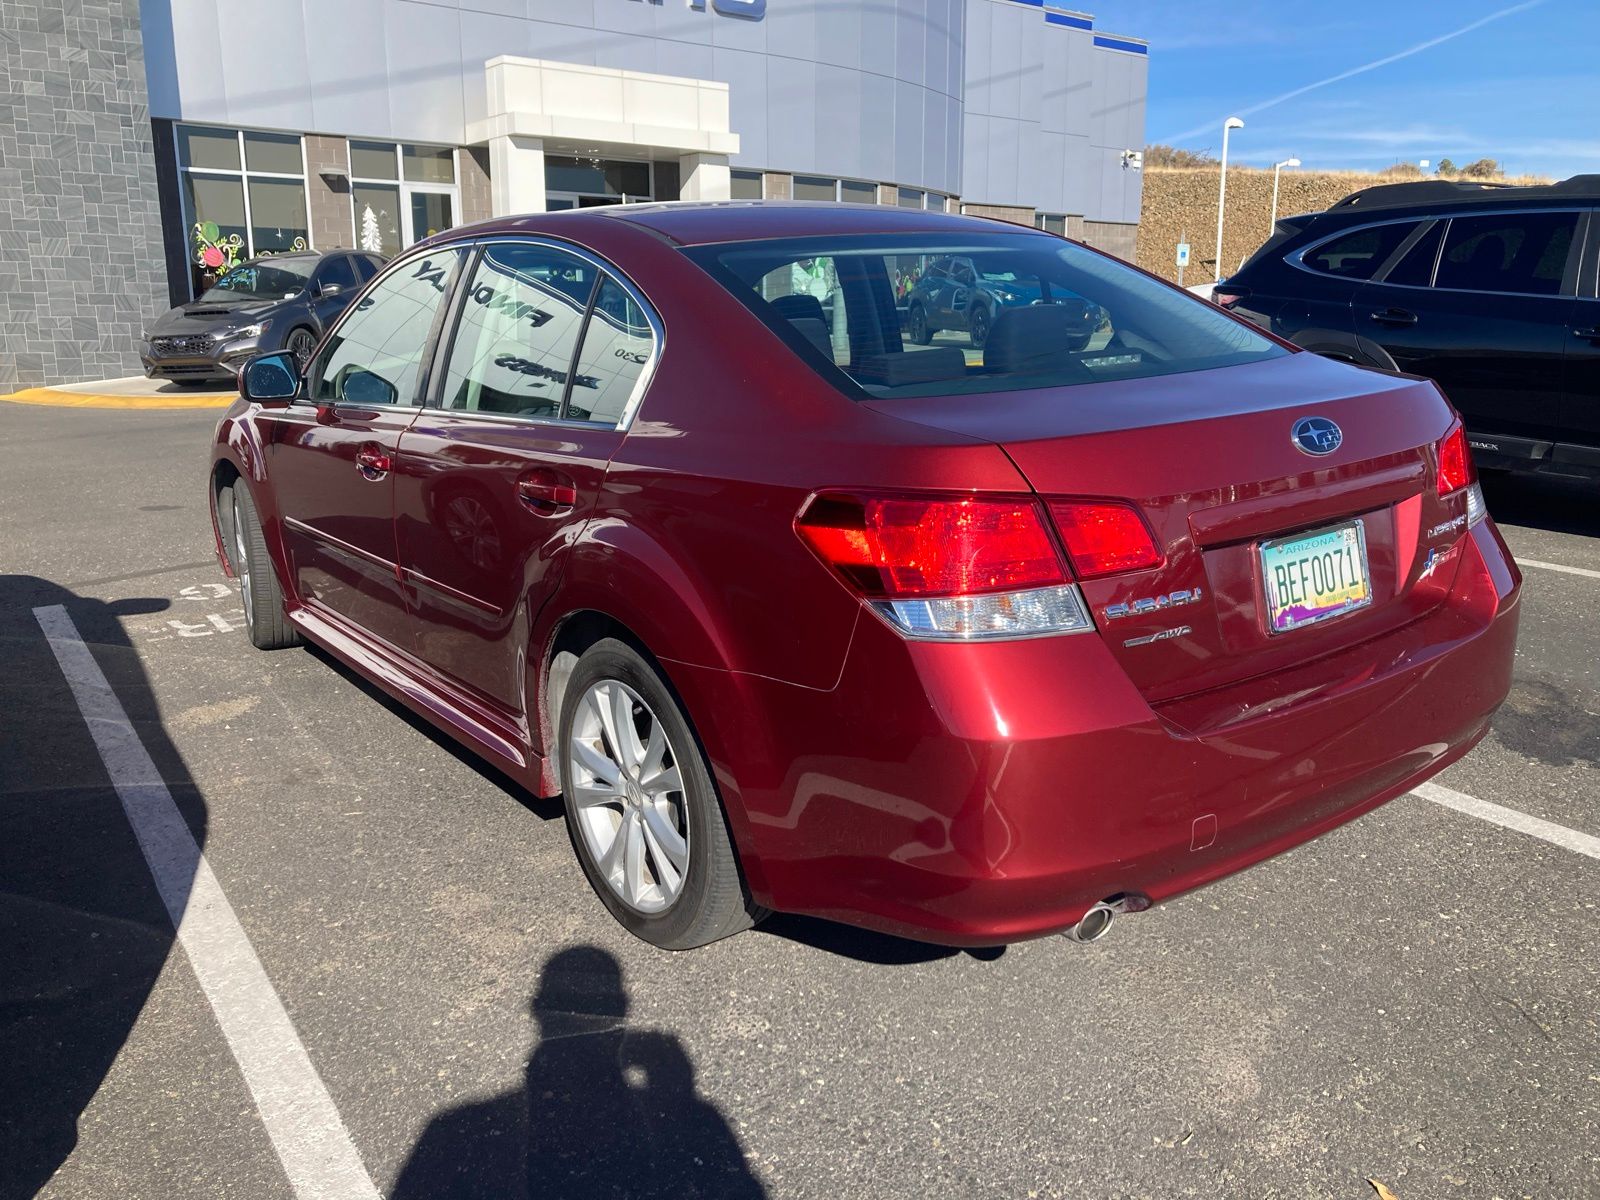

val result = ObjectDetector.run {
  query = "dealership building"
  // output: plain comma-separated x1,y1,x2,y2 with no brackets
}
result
0,0,1147,388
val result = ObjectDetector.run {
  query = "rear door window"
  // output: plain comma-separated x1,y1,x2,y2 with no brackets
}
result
439,242,599,420
1379,221,1445,288
1433,211,1578,296
566,275,655,424
1302,222,1420,279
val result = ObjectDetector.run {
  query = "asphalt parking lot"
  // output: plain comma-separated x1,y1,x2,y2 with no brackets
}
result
2,399,1596,1200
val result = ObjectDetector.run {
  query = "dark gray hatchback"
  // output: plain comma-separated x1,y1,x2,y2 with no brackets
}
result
140,249,385,384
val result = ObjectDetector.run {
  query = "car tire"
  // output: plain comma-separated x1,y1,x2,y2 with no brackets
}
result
285,327,318,370
226,484,300,651
908,303,933,345
559,638,762,950
969,305,991,350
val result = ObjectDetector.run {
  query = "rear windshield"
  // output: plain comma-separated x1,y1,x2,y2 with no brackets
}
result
684,232,1285,400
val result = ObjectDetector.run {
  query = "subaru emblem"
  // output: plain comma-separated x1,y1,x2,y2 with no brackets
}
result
1292,416,1343,456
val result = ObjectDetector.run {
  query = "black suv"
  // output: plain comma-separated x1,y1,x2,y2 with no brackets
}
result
1217,174,1600,477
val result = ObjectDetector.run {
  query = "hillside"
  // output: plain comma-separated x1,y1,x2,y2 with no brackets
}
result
1134,166,1552,285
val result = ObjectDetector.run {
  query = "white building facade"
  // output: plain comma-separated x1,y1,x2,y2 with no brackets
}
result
141,0,1148,302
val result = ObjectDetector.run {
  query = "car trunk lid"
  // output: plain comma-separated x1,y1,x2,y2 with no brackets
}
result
865,353,1466,705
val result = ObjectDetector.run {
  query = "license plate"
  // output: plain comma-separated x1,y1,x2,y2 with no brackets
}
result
1259,519,1371,634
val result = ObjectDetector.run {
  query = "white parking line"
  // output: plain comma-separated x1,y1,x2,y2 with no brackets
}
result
33,605,380,1200
1517,558,1600,581
1413,781,1600,861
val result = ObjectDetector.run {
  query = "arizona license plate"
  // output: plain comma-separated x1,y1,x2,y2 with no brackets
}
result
1259,519,1371,634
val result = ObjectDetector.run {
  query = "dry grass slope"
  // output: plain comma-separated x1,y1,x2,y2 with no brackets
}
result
1135,166,1553,285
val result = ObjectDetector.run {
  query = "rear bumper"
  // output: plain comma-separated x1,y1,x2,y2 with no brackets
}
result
688,520,1520,946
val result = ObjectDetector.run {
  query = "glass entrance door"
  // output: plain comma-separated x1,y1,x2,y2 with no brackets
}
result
404,188,455,243
543,156,654,213
546,194,631,211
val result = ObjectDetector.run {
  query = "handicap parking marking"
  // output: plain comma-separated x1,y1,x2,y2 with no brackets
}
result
1414,780,1600,862
33,604,381,1200
1516,558,1600,581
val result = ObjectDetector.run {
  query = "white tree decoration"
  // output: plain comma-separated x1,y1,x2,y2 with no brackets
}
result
359,205,383,254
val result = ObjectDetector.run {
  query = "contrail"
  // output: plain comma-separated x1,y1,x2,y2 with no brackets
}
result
1159,0,1547,144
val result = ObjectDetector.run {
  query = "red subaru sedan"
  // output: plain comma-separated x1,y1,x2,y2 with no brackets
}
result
209,202,1520,950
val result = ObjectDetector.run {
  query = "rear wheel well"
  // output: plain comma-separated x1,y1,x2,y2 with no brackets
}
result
542,611,655,791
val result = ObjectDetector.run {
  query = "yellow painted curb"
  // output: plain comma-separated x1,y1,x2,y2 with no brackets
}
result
0,387,236,410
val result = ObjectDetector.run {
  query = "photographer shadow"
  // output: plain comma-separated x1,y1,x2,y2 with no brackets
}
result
393,945,767,1200
0,576,189,1200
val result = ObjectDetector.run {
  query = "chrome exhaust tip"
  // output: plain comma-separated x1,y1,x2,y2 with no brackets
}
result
1064,901,1117,943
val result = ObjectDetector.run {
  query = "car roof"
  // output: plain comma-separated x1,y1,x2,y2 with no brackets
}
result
1320,172,1600,216
427,200,1045,249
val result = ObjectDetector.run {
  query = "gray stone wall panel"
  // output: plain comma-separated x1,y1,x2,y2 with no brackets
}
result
0,0,166,388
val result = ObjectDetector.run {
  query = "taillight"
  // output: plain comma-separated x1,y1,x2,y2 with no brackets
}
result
795,492,1093,640
1434,423,1487,527
1435,425,1473,496
1211,286,1250,310
1047,500,1163,580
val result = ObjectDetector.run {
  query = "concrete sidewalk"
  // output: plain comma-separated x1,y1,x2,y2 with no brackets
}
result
1,374,236,409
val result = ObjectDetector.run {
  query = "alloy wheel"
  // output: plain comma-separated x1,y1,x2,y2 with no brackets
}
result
287,329,317,369
567,679,690,914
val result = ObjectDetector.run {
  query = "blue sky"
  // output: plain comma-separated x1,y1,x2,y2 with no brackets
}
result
1110,0,1600,178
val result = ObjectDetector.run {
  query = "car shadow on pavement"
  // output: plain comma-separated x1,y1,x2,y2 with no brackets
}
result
304,646,1009,966
391,944,769,1200
301,643,566,823
756,912,1006,964
0,576,193,1200
1480,472,1600,538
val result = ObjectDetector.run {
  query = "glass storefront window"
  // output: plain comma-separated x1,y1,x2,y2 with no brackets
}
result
352,183,402,257
841,180,876,204
730,169,763,200
176,124,310,295
350,140,399,180
183,174,247,250
793,175,838,202
898,188,925,209
925,192,949,212
403,145,455,184
244,131,302,175
178,125,240,171
351,143,460,253
653,160,680,201
248,178,310,252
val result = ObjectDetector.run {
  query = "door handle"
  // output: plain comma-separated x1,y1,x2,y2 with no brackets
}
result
1573,326,1600,344
516,470,577,514
1369,307,1418,327
354,443,391,480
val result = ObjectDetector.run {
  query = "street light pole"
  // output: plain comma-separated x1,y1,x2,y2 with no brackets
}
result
1214,117,1244,283
1270,157,1301,236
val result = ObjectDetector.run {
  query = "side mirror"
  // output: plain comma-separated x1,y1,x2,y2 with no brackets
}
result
335,365,397,408
317,282,344,298
238,351,301,407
